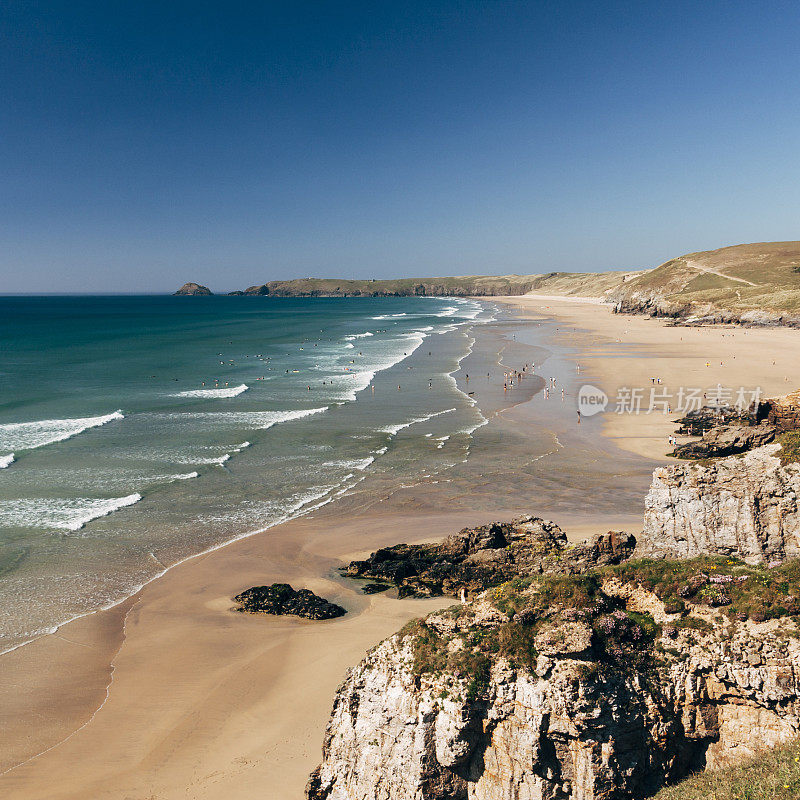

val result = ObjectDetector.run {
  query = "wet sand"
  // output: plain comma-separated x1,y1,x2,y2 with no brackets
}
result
496,295,800,460
4,299,795,799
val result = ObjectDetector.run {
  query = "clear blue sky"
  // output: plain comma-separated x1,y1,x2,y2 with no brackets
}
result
1,1,799,293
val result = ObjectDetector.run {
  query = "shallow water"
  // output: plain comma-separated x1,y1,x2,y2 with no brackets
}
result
0,294,496,652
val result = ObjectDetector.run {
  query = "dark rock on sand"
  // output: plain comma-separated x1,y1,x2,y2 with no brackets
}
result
343,516,635,599
233,583,346,620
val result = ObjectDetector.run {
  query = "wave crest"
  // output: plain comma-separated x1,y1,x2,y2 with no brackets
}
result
0,493,142,532
0,411,124,452
172,384,248,399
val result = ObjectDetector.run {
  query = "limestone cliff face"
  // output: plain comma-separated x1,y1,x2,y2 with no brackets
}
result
638,444,800,564
306,598,800,800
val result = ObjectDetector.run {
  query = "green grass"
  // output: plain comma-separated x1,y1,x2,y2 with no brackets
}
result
614,241,800,317
654,739,800,800
234,270,637,298
603,557,800,625
399,557,800,696
777,430,800,465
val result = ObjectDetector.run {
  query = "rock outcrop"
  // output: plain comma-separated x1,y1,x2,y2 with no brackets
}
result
233,583,346,619
173,282,213,295
638,443,800,563
307,565,800,800
672,424,776,459
343,517,635,598
766,390,800,432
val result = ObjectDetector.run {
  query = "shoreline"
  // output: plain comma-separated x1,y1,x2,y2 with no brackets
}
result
3,297,796,798
0,306,562,792
493,294,800,460
0,301,485,660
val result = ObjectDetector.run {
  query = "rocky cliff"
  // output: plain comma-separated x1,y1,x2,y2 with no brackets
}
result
638,443,800,564
344,516,635,598
307,561,800,800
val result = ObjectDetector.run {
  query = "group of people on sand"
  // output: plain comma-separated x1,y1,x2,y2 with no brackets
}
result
503,362,532,391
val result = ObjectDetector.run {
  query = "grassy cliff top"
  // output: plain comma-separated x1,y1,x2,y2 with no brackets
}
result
237,270,636,298
614,241,800,315
653,738,800,800
402,556,800,687
178,240,800,315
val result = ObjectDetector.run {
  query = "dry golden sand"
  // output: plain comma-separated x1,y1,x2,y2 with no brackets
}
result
1,298,798,800
498,295,800,459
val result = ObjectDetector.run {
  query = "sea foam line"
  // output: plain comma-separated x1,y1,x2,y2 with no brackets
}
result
172,383,248,399
0,411,124,452
380,407,458,436
0,453,14,469
180,406,329,430
176,453,230,466
0,493,142,533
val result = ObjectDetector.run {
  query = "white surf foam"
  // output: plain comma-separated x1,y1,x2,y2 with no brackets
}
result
164,471,199,481
344,331,374,340
0,453,14,469
0,411,124,452
164,406,328,431
324,456,375,471
371,312,408,320
176,453,230,466
380,407,457,436
172,383,248,399
0,493,142,532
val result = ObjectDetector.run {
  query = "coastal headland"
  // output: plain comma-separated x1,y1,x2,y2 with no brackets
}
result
1,290,799,799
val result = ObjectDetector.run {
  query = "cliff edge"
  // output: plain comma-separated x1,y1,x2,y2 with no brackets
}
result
308,559,800,799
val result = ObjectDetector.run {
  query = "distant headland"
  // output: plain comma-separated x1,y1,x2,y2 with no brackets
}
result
175,240,800,327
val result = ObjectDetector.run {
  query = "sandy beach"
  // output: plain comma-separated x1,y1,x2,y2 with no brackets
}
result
2,299,798,800
499,295,800,459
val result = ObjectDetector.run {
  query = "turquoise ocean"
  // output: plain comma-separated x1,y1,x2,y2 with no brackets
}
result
0,295,494,652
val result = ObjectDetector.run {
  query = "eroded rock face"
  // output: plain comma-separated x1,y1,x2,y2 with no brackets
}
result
766,390,800,432
638,444,800,563
306,605,800,800
672,424,776,459
343,517,636,599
